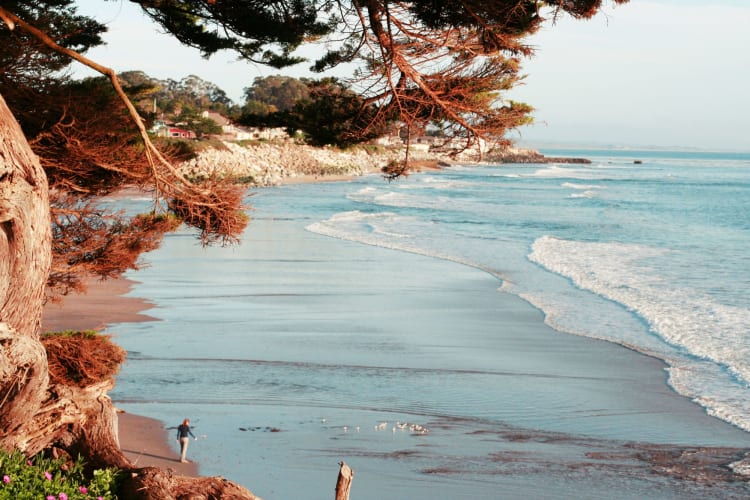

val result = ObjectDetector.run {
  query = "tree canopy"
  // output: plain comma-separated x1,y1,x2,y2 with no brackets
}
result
133,0,628,159
1,1,250,301
241,77,390,148
242,75,311,116
119,71,238,118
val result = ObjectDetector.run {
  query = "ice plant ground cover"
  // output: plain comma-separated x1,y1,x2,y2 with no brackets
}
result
0,449,120,499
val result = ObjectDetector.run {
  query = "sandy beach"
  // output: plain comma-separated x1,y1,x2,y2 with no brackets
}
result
41,277,157,333
118,410,198,476
109,212,750,499
42,277,199,477
38,157,750,499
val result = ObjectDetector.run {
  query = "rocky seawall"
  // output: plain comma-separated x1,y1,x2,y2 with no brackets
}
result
178,142,397,186
484,147,592,164
177,141,589,186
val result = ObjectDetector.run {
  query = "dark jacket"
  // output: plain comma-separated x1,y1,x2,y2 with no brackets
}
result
177,424,195,440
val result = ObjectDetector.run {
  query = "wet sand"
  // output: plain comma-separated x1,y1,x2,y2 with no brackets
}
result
118,411,198,476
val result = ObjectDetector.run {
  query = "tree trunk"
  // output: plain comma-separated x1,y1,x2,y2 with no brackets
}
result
0,91,52,447
0,93,258,498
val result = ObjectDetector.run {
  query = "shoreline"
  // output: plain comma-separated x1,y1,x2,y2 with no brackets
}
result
118,411,199,476
42,168,750,497
178,139,579,188
41,277,199,477
39,171,397,478
109,212,750,498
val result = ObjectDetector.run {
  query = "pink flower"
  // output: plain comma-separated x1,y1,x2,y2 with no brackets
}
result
98,497,104,500
44,471,53,481
2,475,10,483
46,496,55,500
26,460,33,466
79,486,88,494
59,493,68,500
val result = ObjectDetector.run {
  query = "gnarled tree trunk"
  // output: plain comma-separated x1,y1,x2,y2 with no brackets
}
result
0,93,257,498
0,91,52,447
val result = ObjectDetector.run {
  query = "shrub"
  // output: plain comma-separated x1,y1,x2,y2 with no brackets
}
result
42,331,127,387
0,449,121,499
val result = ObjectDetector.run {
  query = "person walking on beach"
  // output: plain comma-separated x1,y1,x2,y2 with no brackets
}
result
176,418,197,463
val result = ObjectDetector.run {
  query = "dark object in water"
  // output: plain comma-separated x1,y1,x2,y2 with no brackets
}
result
634,160,643,164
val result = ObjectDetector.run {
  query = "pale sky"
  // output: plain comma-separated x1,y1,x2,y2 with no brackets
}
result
71,0,749,151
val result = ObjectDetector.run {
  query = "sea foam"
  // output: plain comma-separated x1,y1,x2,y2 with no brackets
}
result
528,235,750,431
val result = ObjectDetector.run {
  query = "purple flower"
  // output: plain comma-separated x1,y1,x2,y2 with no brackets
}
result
2,475,10,484
79,486,88,494
44,471,53,481
59,493,68,500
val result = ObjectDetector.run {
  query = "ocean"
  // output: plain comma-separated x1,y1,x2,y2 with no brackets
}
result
109,149,750,499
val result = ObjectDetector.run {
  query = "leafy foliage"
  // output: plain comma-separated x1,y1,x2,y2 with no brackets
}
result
281,79,389,147
0,449,121,499
128,0,629,160
169,178,251,246
242,75,311,115
0,14,248,301
175,105,223,137
118,71,238,119
0,0,630,297
239,77,389,147
132,0,332,67
0,0,105,87
48,194,183,300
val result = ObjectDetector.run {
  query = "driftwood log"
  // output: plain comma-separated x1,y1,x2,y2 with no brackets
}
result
335,461,354,500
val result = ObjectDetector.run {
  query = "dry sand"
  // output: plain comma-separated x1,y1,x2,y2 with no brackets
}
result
42,277,199,477
41,277,157,333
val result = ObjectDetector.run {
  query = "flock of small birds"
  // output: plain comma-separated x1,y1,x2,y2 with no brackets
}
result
235,420,431,435
322,419,429,435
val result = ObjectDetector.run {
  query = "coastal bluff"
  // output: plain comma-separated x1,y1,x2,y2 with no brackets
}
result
177,141,590,186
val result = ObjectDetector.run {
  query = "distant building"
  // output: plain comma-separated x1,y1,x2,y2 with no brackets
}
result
201,110,258,140
165,127,196,139
201,110,231,127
